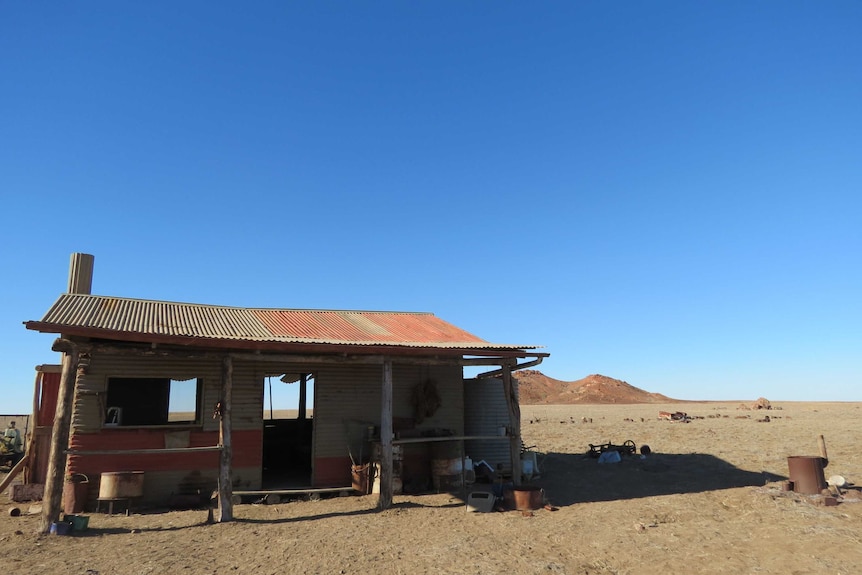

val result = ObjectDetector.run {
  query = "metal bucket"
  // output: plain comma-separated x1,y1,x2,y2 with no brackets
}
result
99,471,145,499
787,456,827,494
351,464,373,494
511,486,544,510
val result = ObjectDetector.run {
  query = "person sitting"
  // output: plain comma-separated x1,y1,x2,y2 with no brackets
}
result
3,421,24,466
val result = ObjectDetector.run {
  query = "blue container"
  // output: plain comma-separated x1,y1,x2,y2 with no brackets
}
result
50,521,72,535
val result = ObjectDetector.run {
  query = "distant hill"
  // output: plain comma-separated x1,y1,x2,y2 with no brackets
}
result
512,370,678,404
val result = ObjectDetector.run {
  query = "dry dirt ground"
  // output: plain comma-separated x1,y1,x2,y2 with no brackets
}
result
3,402,862,575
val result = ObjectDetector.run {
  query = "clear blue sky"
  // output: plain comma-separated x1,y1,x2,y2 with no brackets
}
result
2,2,859,412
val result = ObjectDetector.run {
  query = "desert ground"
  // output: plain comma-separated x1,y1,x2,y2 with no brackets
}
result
3,401,862,575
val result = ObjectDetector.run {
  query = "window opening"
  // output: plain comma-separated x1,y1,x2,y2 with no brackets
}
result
105,377,201,426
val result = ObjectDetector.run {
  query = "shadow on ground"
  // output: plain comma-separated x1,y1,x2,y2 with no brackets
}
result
515,452,785,507
47,453,786,531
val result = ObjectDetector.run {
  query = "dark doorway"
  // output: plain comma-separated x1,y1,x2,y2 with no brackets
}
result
262,373,315,488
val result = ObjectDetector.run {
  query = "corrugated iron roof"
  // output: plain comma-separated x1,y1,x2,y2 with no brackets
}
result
25,294,539,352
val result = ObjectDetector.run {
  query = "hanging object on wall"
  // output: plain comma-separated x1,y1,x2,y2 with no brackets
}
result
412,379,441,424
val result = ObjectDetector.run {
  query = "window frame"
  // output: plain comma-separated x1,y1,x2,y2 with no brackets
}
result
103,376,204,428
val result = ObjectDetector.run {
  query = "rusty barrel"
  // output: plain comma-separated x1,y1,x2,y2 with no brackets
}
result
787,456,827,494
99,471,145,499
63,473,89,514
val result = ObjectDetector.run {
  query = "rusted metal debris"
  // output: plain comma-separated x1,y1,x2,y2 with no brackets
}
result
587,440,638,458
658,411,689,422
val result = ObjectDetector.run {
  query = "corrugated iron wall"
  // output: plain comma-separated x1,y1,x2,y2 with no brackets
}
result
312,362,463,486
314,363,463,459
67,352,266,501
464,377,513,472
72,353,264,433
63,351,481,494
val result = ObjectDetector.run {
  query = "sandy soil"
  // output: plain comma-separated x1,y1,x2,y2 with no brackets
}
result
3,402,862,575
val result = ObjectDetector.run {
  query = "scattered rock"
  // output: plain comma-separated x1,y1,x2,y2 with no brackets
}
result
752,397,772,410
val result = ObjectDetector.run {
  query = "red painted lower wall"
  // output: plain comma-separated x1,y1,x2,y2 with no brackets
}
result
314,456,352,487
67,429,262,476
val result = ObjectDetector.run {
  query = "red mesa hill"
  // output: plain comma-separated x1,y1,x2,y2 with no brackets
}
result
512,370,678,404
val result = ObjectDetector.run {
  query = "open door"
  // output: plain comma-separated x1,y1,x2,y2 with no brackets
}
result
261,372,315,488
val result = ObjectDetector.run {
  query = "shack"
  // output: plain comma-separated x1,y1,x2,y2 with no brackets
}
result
23,254,547,527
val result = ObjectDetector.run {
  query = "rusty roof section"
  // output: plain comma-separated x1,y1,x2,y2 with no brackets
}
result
25,294,541,355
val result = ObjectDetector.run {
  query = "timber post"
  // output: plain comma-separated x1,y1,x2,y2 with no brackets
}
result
298,373,307,420
39,339,80,534
27,369,43,484
501,362,522,486
217,355,234,522
377,359,393,510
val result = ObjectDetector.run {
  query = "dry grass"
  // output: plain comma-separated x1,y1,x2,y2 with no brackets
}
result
3,401,862,574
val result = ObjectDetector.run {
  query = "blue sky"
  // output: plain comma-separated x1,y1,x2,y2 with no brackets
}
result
2,2,859,412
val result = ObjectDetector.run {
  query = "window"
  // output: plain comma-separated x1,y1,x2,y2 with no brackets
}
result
105,377,202,426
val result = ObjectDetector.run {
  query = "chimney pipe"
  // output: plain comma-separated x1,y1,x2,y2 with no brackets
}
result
67,253,95,294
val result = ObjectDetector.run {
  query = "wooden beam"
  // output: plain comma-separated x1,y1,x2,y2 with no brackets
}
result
49,343,538,369
232,353,520,367
27,369,42,484
0,454,30,495
501,364,522,487
67,446,223,455
298,373,308,420
392,435,511,445
34,364,63,373
377,360,394,510
231,352,386,364
39,341,79,534
217,355,234,522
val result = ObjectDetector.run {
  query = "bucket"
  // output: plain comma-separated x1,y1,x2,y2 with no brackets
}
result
511,486,544,511
63,474,89,514
351,464,374,494
50,521,72,536
787,456,827,494
466,491,495,513
99,471,144,499
63,514,90,531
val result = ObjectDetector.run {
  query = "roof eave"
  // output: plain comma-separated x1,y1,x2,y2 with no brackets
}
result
23,321,544,359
